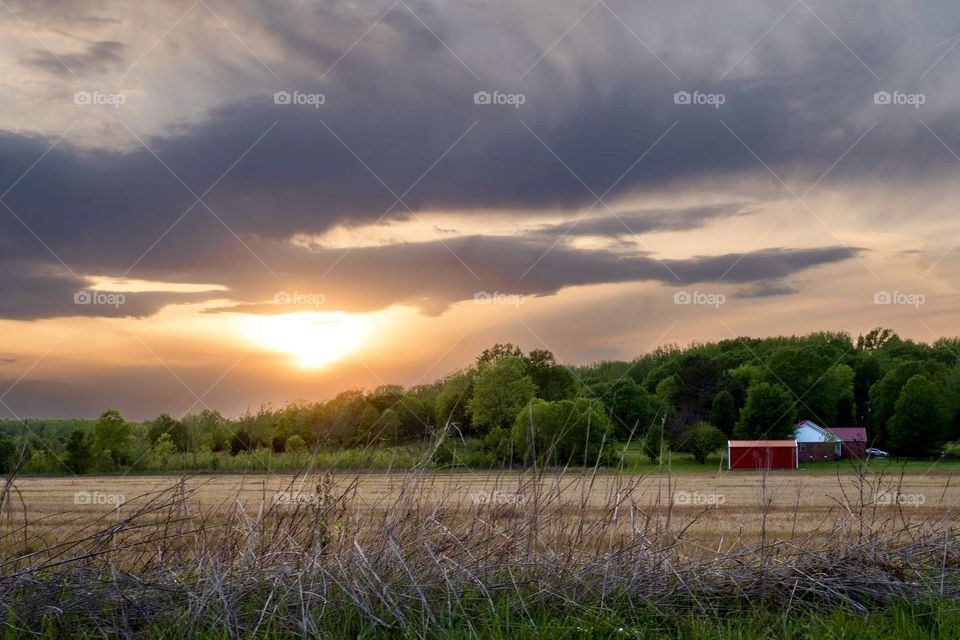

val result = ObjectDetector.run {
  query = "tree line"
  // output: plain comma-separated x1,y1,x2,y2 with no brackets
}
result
1,328,959,474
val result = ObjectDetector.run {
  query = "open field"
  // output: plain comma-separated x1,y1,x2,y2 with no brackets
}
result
4,464,959,554
2,465,959,637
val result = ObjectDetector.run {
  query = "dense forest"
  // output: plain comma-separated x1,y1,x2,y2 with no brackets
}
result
2,328,959,474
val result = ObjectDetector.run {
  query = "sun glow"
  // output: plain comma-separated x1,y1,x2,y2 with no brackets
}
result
242,312,375,368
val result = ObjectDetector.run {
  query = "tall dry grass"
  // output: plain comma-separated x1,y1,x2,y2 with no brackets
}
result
0,437,958,636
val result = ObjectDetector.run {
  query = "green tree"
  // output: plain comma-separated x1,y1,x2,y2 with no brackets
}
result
728,363,763,408
285,434,308,453
318,390,368,446
435,370,475,434
852,354,883,429
888,375,949,456
468,356,536,434
184,409,230,452
733,383,797,439
230,429,254,455
685,422,727,464
654,376,679,406
673,354,726,425
857,328,897,351
764,347,852,426
377,408,404,445
475,343,524,368
354,404,381,445
527,349,577,401
710,390,737,435
147,413,188,452
642,420,666,464
151,433,178,468
0,435,16,473
64,429,92,474
512,397,613,466
397,395,433,441
869,361,948,447
592,378,653,441
92,409,132,469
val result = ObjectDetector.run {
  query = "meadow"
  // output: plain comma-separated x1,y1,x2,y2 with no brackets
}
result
2,460,959,638
7,462,960,549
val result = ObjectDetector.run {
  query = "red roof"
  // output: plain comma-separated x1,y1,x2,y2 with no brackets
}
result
728,440,797,447
826,427,867,442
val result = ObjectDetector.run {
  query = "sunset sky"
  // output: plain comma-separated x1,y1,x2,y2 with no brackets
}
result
1,0,959,419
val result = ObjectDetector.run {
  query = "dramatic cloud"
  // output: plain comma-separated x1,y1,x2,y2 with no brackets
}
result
204,237,859,316
526,205,754,238
0,0,958,416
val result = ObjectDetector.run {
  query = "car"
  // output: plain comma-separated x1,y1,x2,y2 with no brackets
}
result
866,448,890,457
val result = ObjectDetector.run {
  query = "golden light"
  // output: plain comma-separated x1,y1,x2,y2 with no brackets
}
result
242,312,375,369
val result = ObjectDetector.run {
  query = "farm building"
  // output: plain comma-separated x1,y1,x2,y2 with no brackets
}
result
727,440,798,470
794,420,867,461
826,427,867,459
795,420,840,462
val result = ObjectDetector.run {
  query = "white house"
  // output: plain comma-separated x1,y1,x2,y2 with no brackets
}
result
794,419,840,462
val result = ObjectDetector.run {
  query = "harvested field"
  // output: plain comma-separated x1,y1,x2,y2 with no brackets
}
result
3,467,957,555
1,465,959,636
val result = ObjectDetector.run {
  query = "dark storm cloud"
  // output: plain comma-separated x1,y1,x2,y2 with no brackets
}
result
204,236,860,316
0,0,955,319
732,281,801,299
527,204,753,238
0,260,218,320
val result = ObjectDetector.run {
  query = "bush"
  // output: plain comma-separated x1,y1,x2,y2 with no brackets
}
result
642,424,666,463
513,398,613,466
685,422,726,464
942,442,960,460
285,435,308,453
433,437,497,468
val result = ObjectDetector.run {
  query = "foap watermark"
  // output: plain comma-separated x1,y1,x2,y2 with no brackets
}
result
274,290,326,307
473,90,525,108
74,491,125,506
875,491,925,507
273,90,325,108
73,90,126,109
673,90,725,108
273,491,326,507
471,490,525,506
74,290,126,308
474,291,525,307
874,290,925,308
873,90,925,108
674,490,725,506
674,290,725,308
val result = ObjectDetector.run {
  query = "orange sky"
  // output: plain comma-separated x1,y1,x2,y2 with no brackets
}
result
1,0,959,418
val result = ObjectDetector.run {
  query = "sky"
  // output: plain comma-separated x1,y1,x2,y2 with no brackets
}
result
1,0,959,420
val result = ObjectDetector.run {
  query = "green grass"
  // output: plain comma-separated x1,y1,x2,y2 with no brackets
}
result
12,599,960,639
18,438,960,477
615,443,960,475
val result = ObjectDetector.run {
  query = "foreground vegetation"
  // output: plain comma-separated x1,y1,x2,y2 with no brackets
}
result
3,328,960,475
1,458,959,638
5,598,960,639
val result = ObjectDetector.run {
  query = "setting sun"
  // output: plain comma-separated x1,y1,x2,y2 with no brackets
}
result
242,312,375,368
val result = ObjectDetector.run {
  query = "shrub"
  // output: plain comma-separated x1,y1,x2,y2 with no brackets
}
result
685,422,726,464
512,397,613,466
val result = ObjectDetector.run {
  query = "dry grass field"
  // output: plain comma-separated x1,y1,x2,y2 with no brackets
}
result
4,467,958,555
2,467,959,636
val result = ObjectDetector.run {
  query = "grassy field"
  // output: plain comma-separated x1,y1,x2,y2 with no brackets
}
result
2,464,959,637
5,462,959,559
617,446,960,474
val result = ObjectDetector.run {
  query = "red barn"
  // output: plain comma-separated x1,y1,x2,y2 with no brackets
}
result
727,440,798,470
